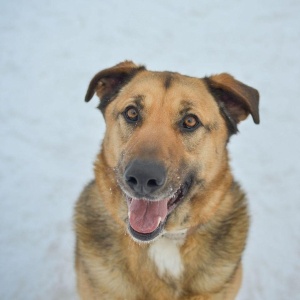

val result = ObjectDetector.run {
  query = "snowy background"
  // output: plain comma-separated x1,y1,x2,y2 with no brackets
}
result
1,0,300,299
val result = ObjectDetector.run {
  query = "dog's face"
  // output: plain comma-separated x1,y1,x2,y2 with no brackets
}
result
85,61,259,243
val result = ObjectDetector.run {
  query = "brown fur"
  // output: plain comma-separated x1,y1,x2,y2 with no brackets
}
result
74,61,260,300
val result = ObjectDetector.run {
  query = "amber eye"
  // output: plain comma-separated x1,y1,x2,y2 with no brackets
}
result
181,114,201,131
123,106,139,123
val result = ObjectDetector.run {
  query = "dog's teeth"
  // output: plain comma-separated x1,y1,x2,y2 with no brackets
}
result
157,217,162,226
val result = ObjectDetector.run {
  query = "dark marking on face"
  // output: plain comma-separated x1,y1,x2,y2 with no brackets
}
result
178,100,196,120
203,122,219,132
164,74,173,90
132,94,145,111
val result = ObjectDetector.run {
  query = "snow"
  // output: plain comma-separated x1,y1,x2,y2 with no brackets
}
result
1,0,299,299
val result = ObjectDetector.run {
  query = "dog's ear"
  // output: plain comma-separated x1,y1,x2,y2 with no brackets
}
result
85,61,145,108
205,73,260,129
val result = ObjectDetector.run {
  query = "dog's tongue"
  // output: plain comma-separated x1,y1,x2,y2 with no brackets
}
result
129,199,169,234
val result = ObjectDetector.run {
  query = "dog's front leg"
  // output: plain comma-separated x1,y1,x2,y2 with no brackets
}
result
181,264,242,300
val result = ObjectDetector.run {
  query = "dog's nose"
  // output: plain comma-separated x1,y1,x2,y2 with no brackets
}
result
124,160,166,196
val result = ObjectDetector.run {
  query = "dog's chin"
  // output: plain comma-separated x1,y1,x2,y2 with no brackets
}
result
127,221,166,243
124,180,192,243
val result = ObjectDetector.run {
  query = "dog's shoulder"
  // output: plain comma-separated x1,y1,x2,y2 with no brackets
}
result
75,180,119,250
75,180,101,219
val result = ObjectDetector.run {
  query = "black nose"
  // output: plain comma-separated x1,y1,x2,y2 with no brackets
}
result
124,160,166,197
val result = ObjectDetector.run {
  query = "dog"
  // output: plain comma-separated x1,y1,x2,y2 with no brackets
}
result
74,61,260,300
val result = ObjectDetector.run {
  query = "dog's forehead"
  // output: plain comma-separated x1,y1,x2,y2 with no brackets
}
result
116,70,220,122
120,70,214,107
128,70,205,92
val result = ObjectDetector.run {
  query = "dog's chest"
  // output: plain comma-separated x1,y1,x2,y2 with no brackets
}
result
148,236,184,279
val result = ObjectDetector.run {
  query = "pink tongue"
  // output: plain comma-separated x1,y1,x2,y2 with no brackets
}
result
129,199,169,234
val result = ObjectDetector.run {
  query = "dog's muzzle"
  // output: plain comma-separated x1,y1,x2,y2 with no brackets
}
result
123,159,191,242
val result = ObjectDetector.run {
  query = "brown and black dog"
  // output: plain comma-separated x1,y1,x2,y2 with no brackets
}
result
74,61,259,300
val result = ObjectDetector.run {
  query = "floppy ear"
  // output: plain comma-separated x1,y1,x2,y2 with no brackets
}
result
85,60,145,109
205,73,260,130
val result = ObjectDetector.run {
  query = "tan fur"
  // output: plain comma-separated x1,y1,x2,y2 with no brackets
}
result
74,61,259,299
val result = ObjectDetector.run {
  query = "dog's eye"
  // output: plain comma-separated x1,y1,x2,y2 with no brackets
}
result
123,106,139,123
181,114,201,131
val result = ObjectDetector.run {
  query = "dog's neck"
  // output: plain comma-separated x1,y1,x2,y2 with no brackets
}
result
148,234,186,280
162,229,188,242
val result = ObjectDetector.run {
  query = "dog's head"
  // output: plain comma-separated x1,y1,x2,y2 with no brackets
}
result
85,61,259,243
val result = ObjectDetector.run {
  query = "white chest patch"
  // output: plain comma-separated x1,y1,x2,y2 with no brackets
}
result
148,236,184,279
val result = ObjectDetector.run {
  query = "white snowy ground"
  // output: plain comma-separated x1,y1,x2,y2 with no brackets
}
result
1,0,299,299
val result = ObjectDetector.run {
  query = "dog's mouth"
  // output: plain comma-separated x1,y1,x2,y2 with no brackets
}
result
125,180,192,242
